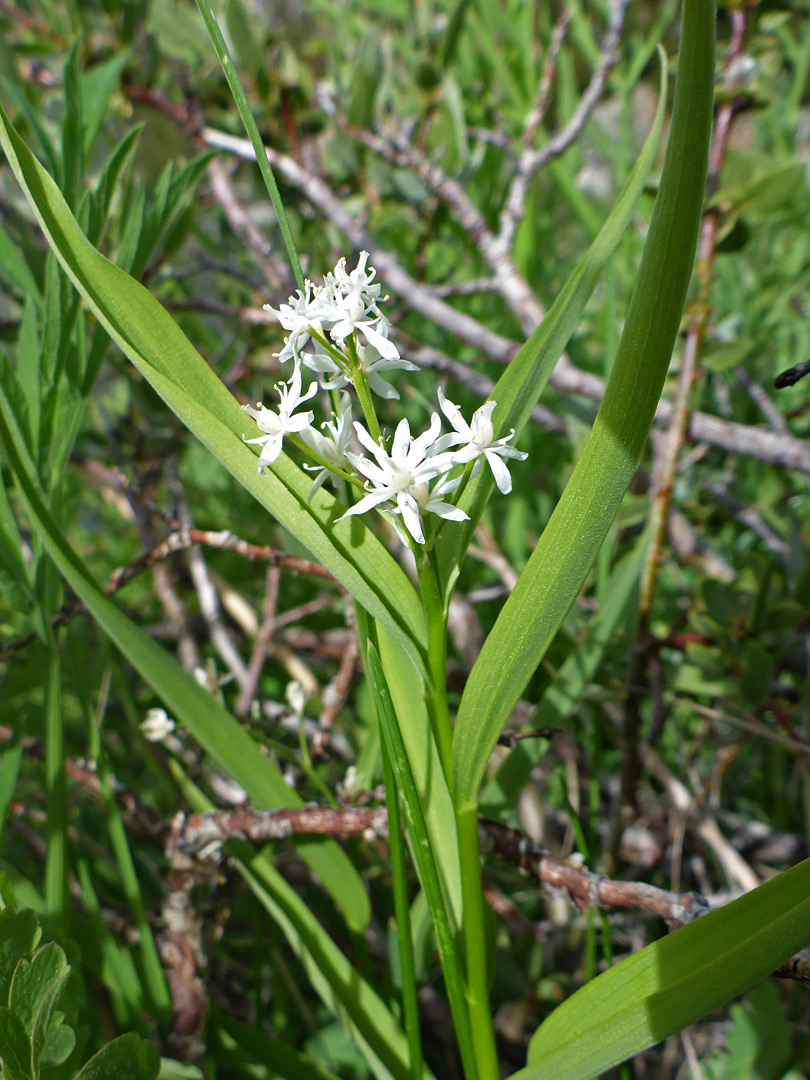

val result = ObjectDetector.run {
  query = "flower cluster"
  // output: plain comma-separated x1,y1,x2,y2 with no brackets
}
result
242,253,526,545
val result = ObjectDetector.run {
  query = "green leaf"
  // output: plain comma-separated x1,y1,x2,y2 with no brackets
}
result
81,52,131,160
38,1011,75,1069
377,626,461,929
517,857,810,1080
0,104,428,677
452,0,715,811
0,1007,32,1080
0,910,41,1006
480,532,646,814
365,643,476,1080
0,383,370,934
73,1033,160,1080
8,942,69,1040
435,51,668,597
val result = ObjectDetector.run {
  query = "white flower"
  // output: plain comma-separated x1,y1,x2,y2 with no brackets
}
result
242,361,318,472
140,708,175,742
264,281,326,364
299,390,353,499
309,342,418,400
320,252,400,359
339,415,467,544
435,388,527,494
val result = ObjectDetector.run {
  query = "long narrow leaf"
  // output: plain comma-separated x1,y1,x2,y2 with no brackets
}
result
480,531,647,814
435,53,667,599
516,857,810,1080
453,0,715,811
0,106,429,676
366,643,477,1080
0,385,370,933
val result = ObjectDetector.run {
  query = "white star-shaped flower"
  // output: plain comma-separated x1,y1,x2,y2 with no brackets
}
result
338,416,467,544
299,391,353,499
308,342,418,399
319,252,399,359
264,281,327,364
242,361,318,472
435,388,527,494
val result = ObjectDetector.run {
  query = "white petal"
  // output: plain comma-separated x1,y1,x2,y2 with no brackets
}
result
397,494,424,544
307,470,329,502
409,412,442,461
486,450,512,493
390,418,412,464
345,451,389,487
437,387,470,437
335,489,391,521
425,500,468,521
256,433,284,469
360,322,399,359
368,371,400,399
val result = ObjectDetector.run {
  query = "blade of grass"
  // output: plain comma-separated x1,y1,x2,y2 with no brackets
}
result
193,0,304,290
480,530,647,814
380,728,423,1080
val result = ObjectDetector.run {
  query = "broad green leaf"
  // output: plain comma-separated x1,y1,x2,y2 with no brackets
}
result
73,1033,160,1080
0,910,41,1005
0,1007,31,1080
480,532,646,814
517,857,810,1080
435,52,668,598
0,386,370,933
0,105,428,677
171,763,427,1080
8,942,68,1040
452,0,715,811
39,1012,75,1069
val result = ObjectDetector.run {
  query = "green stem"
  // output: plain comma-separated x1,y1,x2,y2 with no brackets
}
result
44,637,67,922
346,337,381,443
414,549,453,783
194,0,305,290
456,804,499,1080
286,433,365,491
380,734,424,1080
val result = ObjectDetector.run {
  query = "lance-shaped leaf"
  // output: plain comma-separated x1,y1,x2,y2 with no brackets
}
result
453,0,715,811
0,106,428,677
515,856,810,1080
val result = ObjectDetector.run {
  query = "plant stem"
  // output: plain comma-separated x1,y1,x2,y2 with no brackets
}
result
414,549,453,783
380,733,424,1080
456,804,500,1080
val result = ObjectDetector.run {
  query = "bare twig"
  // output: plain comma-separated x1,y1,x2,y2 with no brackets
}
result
234,566,281,718
167,805,810,985
495,0,628,261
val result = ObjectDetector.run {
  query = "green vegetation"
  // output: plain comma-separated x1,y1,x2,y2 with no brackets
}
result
0,1,809,1078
